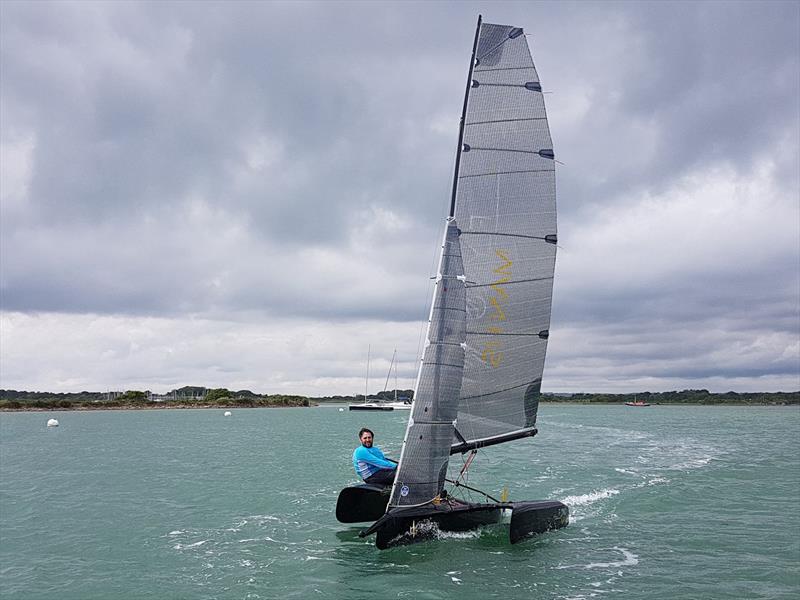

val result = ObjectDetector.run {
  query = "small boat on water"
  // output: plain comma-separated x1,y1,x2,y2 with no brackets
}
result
348,348,412,411
349,402,395,411
625,399,650,407
349,402,411,411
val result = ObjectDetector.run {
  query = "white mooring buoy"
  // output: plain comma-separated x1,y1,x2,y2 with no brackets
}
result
47,418,59,427
224,411,232,417
338,408,344,412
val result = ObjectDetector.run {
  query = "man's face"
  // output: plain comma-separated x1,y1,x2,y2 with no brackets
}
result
360,432,373,447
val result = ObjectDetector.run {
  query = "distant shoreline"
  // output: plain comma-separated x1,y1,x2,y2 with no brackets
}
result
0,403,311,412
2,388,797,411
2,400,798,412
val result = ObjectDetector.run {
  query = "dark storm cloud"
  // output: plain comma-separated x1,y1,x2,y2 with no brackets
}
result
0,1,468,316
2,1,470,233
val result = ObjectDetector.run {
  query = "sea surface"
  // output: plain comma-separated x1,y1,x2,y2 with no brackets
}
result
1,405,798,599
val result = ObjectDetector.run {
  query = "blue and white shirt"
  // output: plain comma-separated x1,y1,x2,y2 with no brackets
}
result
352,445,396,480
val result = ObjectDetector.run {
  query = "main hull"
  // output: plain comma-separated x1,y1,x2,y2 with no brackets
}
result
372,502,503,550
348,404,395,411
343,493,568,549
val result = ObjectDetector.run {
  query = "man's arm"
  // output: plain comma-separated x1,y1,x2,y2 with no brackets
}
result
373,447,399,466
356,446,397,469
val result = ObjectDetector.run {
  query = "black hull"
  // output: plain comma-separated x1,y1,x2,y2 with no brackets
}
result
335,484,390,523
355,498,568,549
373,503,503,549
348,405,394,411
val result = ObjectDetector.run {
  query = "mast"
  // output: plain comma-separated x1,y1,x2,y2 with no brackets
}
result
382,349,396,400
365,344,370,404
448,14,482,218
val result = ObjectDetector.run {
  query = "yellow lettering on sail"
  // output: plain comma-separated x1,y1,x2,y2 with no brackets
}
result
489,296,506,321
481,249,512,368
493,250,512,274
490,276,510,299
481,341,503,368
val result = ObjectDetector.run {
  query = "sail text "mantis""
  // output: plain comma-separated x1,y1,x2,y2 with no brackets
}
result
481,249,511,368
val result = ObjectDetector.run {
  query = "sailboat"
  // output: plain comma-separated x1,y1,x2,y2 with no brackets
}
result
380,350,413,410
625,396,650,407
336,16,568,549
348,349,412,411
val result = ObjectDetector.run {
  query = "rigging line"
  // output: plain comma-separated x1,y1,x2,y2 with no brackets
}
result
475,30,518,64
472,82,537,88
475,65,534,72
459,231,553,241
455,449,478,485
445,477,501,503
382,348,396,395
464,146,550,155
458,168,554,179
413,420,461,426
420,361,465,369
466,276,553,289
460,381,538,400
466,331,549,337
417,217,450,366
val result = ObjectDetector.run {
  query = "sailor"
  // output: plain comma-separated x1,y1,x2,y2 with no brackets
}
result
352,427,397,485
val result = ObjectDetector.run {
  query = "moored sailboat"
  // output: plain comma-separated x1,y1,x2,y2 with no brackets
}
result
348,349,412,411
625,398,650,407
337,16,568,549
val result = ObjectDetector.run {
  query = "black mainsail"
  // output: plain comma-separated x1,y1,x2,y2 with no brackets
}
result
337,16,567,549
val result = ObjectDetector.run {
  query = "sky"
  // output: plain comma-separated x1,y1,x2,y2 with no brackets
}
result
1,0,798,396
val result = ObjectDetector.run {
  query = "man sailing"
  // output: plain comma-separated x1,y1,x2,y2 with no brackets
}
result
352,427,397,486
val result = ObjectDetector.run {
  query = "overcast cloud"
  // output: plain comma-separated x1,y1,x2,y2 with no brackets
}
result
1,0,798,395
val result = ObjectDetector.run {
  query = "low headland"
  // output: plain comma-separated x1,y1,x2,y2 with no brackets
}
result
0,387,797,411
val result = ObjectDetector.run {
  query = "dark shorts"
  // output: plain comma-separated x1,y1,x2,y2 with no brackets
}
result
365,468,396,486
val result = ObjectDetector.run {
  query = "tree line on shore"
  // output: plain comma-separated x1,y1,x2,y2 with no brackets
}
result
0,386,309,410
541,390,799,405
0,387,796,410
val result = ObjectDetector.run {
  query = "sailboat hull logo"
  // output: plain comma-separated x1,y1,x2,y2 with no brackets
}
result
400,486,410,497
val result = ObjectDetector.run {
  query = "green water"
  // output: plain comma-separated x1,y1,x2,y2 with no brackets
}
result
1,405,798,599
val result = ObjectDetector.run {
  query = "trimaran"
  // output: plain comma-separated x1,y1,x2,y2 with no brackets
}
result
336,16,569,549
